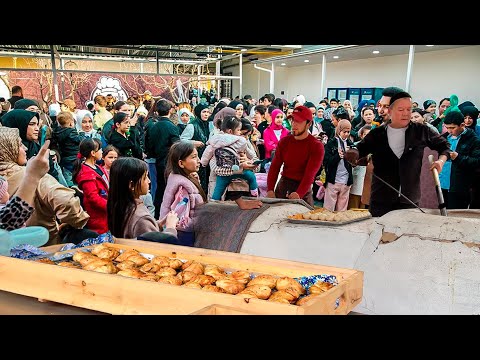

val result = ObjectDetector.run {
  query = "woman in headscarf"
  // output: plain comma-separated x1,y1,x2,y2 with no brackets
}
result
0,127,90,244
322,119,355,212
76,110,101,141
180,103,211,194
262,109,289,160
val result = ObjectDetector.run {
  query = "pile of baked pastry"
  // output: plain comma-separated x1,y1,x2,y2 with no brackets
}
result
36,243,334,306
291,208,370,222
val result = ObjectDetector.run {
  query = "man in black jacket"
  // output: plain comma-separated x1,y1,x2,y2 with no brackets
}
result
439,111,480,209
352,91,450,217
144,99,180,219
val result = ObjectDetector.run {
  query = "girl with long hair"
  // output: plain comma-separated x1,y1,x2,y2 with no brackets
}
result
107,157,178,239
72,138,109,234
160,140,207,246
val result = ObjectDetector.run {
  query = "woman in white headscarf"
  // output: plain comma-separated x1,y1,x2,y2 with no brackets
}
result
76,110,101,141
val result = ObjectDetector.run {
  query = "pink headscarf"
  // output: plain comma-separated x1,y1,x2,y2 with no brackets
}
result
270,109,285,130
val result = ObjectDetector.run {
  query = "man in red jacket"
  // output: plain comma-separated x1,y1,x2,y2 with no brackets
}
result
266,105,325,206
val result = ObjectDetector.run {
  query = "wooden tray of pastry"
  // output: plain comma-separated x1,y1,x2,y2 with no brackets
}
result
0,239,363,315
288,208,372,226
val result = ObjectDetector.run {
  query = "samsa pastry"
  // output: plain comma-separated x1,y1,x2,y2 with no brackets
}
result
204,264,227,280
124,254,149,267
228,270,251,285
95,247,120,261
268,291,293,304
57,261,81,268
181,260,194,270
83,259,117,274
141,273,159,282
140,262,160,273
151,256,171,267
276,277,305,296
116,260,137,271
72,251,95,264
115,249,140,262
238,285,272,300
158,275,182,286
176,271,198,283
296,294,320,306
117,269,145,279
247,274,277,289
202,285,225,293
90,243,109,256
309,281,334,295
215,279,245,294
169,259,184,270
190,274,216,286
155,266,177,277
183,261,204,275
183,282,202,289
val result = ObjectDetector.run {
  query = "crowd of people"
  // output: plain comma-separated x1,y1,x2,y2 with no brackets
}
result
1,84,479,247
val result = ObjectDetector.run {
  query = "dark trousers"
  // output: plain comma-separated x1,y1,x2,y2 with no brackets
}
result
275,176,314,207
154,162,167,219
441,189,471,209
369,200,417,217
470,171,480,209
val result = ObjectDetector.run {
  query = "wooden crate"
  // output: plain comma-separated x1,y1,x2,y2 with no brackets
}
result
0,238,363,315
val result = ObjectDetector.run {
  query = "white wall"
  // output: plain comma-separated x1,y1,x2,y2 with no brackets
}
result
231,45,480,107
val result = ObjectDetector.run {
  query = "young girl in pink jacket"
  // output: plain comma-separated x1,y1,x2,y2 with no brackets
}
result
262,109,290,159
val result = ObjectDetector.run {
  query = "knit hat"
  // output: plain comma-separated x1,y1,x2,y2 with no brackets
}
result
0,175,8,202
423,99,436,110
335,119,352,136
49,103,61,117
461,105,479,120
194,103,209,118
332,107,350,120
14,98,39,110
459,101,476,113
287,105,312,123
461,105,479,128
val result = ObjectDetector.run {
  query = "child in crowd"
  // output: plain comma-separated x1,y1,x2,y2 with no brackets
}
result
160,140,207,246
323,120,355,212
72,138,109,235
107,157,179,240
200,115,258,200
101,145,119,178
262,109,290,160
108,112,143,159
52,111,86,186
102,144,155,217
0,176,9,210
348,125,371,209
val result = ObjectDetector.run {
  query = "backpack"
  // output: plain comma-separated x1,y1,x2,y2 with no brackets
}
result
214,146,239,169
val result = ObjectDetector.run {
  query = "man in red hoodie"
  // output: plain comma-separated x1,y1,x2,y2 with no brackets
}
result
266,105,325,206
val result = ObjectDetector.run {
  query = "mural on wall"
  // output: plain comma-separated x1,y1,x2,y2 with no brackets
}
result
90,76,129,102
1,70,192,110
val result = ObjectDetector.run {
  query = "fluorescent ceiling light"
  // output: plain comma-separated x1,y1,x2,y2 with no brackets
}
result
271,45,303,49
240,48,247,52
372,50,380,54
333,55,339,59
281,63,286,66
426,45,435,47
304,59,310,63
